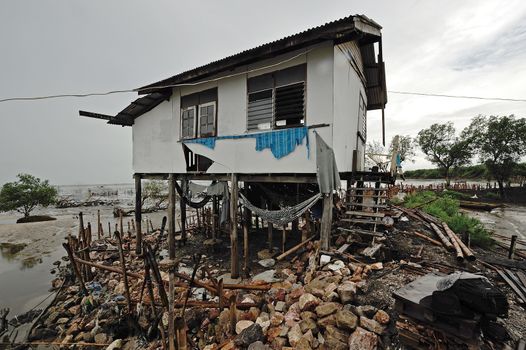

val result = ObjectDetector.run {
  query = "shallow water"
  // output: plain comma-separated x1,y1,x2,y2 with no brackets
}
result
465,205,526,240
0,243,62,317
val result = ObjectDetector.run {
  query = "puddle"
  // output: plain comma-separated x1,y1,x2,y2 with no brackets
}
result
0,243,62,317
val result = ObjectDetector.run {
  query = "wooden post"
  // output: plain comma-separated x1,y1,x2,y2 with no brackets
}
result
108,222,111,238
87,222,92,245
282,226,287,253
229,293,237,336
243,208,249,278
119,211,124,238
78,212,84,243
230,174,239,279
167,174,176,350
97,210,101,240
115,232,132,314
180,179,187,244
131,218,136,235
175,316,187,350
509,235,518,259
212,196,217,240
62,242,88,295
255,215,259,230
267,201,273,251
134,174,142,255
320,192,333,250
99,222,103,237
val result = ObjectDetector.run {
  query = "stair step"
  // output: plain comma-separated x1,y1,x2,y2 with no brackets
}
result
347,202,388,209
345,211,385,218
349,194,388,198
348,187,388,191
341,218,389,225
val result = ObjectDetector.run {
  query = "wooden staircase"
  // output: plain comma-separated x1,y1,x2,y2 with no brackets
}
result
341,173,392,232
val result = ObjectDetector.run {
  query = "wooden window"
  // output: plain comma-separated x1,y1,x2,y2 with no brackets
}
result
181,106,196,139
180,88,217,139
358,93,367,142
198,102,216,137
247,64,306,131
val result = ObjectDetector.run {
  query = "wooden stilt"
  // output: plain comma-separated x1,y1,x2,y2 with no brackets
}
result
167,174,176,350
108,222,111,238
127,221,131,238
320,192,333,250
99,222,103,237
131,218,136,235
243,208,249,278
180,179,187,244
230,174,239,279
255,215,259,230
134,174,142,255
212,196,217,240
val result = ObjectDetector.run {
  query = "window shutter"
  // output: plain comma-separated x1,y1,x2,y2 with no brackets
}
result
247,90,273,131
274,82,305,125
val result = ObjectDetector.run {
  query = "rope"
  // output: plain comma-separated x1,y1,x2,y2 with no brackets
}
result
239,192,322,226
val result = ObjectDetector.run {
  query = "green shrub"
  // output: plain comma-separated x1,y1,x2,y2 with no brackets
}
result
403,191,493,248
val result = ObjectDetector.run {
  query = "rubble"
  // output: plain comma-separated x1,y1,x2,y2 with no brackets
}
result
11,190,525,350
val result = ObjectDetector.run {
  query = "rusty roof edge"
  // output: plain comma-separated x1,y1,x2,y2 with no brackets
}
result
137,14,381,95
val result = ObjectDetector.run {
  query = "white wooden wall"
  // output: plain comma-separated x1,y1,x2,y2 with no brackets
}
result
132,40,367,174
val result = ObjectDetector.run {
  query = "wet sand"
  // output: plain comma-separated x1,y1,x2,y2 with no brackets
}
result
0,206,168,317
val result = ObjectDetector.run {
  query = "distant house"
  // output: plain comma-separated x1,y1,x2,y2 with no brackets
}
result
81,14,386,179
81,15,388,269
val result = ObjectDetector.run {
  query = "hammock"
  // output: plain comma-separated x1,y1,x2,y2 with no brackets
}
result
239,192,322,226
173,181,211,209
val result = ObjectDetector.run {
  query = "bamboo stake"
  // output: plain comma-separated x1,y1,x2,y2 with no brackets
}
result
97,210,101,240
115,232,132,314
108,222,111,238
442,223,476,261
282,226,287,253
430,222,453,250
63,242,88,295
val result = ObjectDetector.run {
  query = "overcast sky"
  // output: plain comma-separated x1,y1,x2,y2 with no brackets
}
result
1,0,525,185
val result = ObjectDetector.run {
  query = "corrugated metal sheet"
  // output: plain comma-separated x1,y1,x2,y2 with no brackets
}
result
138,14,381,95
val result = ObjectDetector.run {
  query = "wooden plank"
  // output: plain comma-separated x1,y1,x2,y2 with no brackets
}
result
341,218,388,225
347,202,388,209
348,187,387,191
349,194,387,198
320,192,333,250
504,269,526,297
338,227,384,237
337,243,350,254
496,269,526,303
517,271,526,289
345,211,385,218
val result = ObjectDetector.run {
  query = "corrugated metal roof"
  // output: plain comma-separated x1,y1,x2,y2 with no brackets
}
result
138,14,382,95
101,14,383,126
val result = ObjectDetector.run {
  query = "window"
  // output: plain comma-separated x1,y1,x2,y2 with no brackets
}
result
198,102,216,137
180,88,217,139
358,93,367,142
181,106,196,139
247,64,306,131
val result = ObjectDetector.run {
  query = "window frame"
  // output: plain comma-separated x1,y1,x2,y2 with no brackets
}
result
357,93,367,143
197,101,217,138
246,64,307,132
180,106,197,140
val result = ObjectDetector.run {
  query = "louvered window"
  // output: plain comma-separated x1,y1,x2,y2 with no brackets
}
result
247,64,306,131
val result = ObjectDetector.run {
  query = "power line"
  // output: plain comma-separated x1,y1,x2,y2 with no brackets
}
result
1,85,526,105
388,90,526,102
